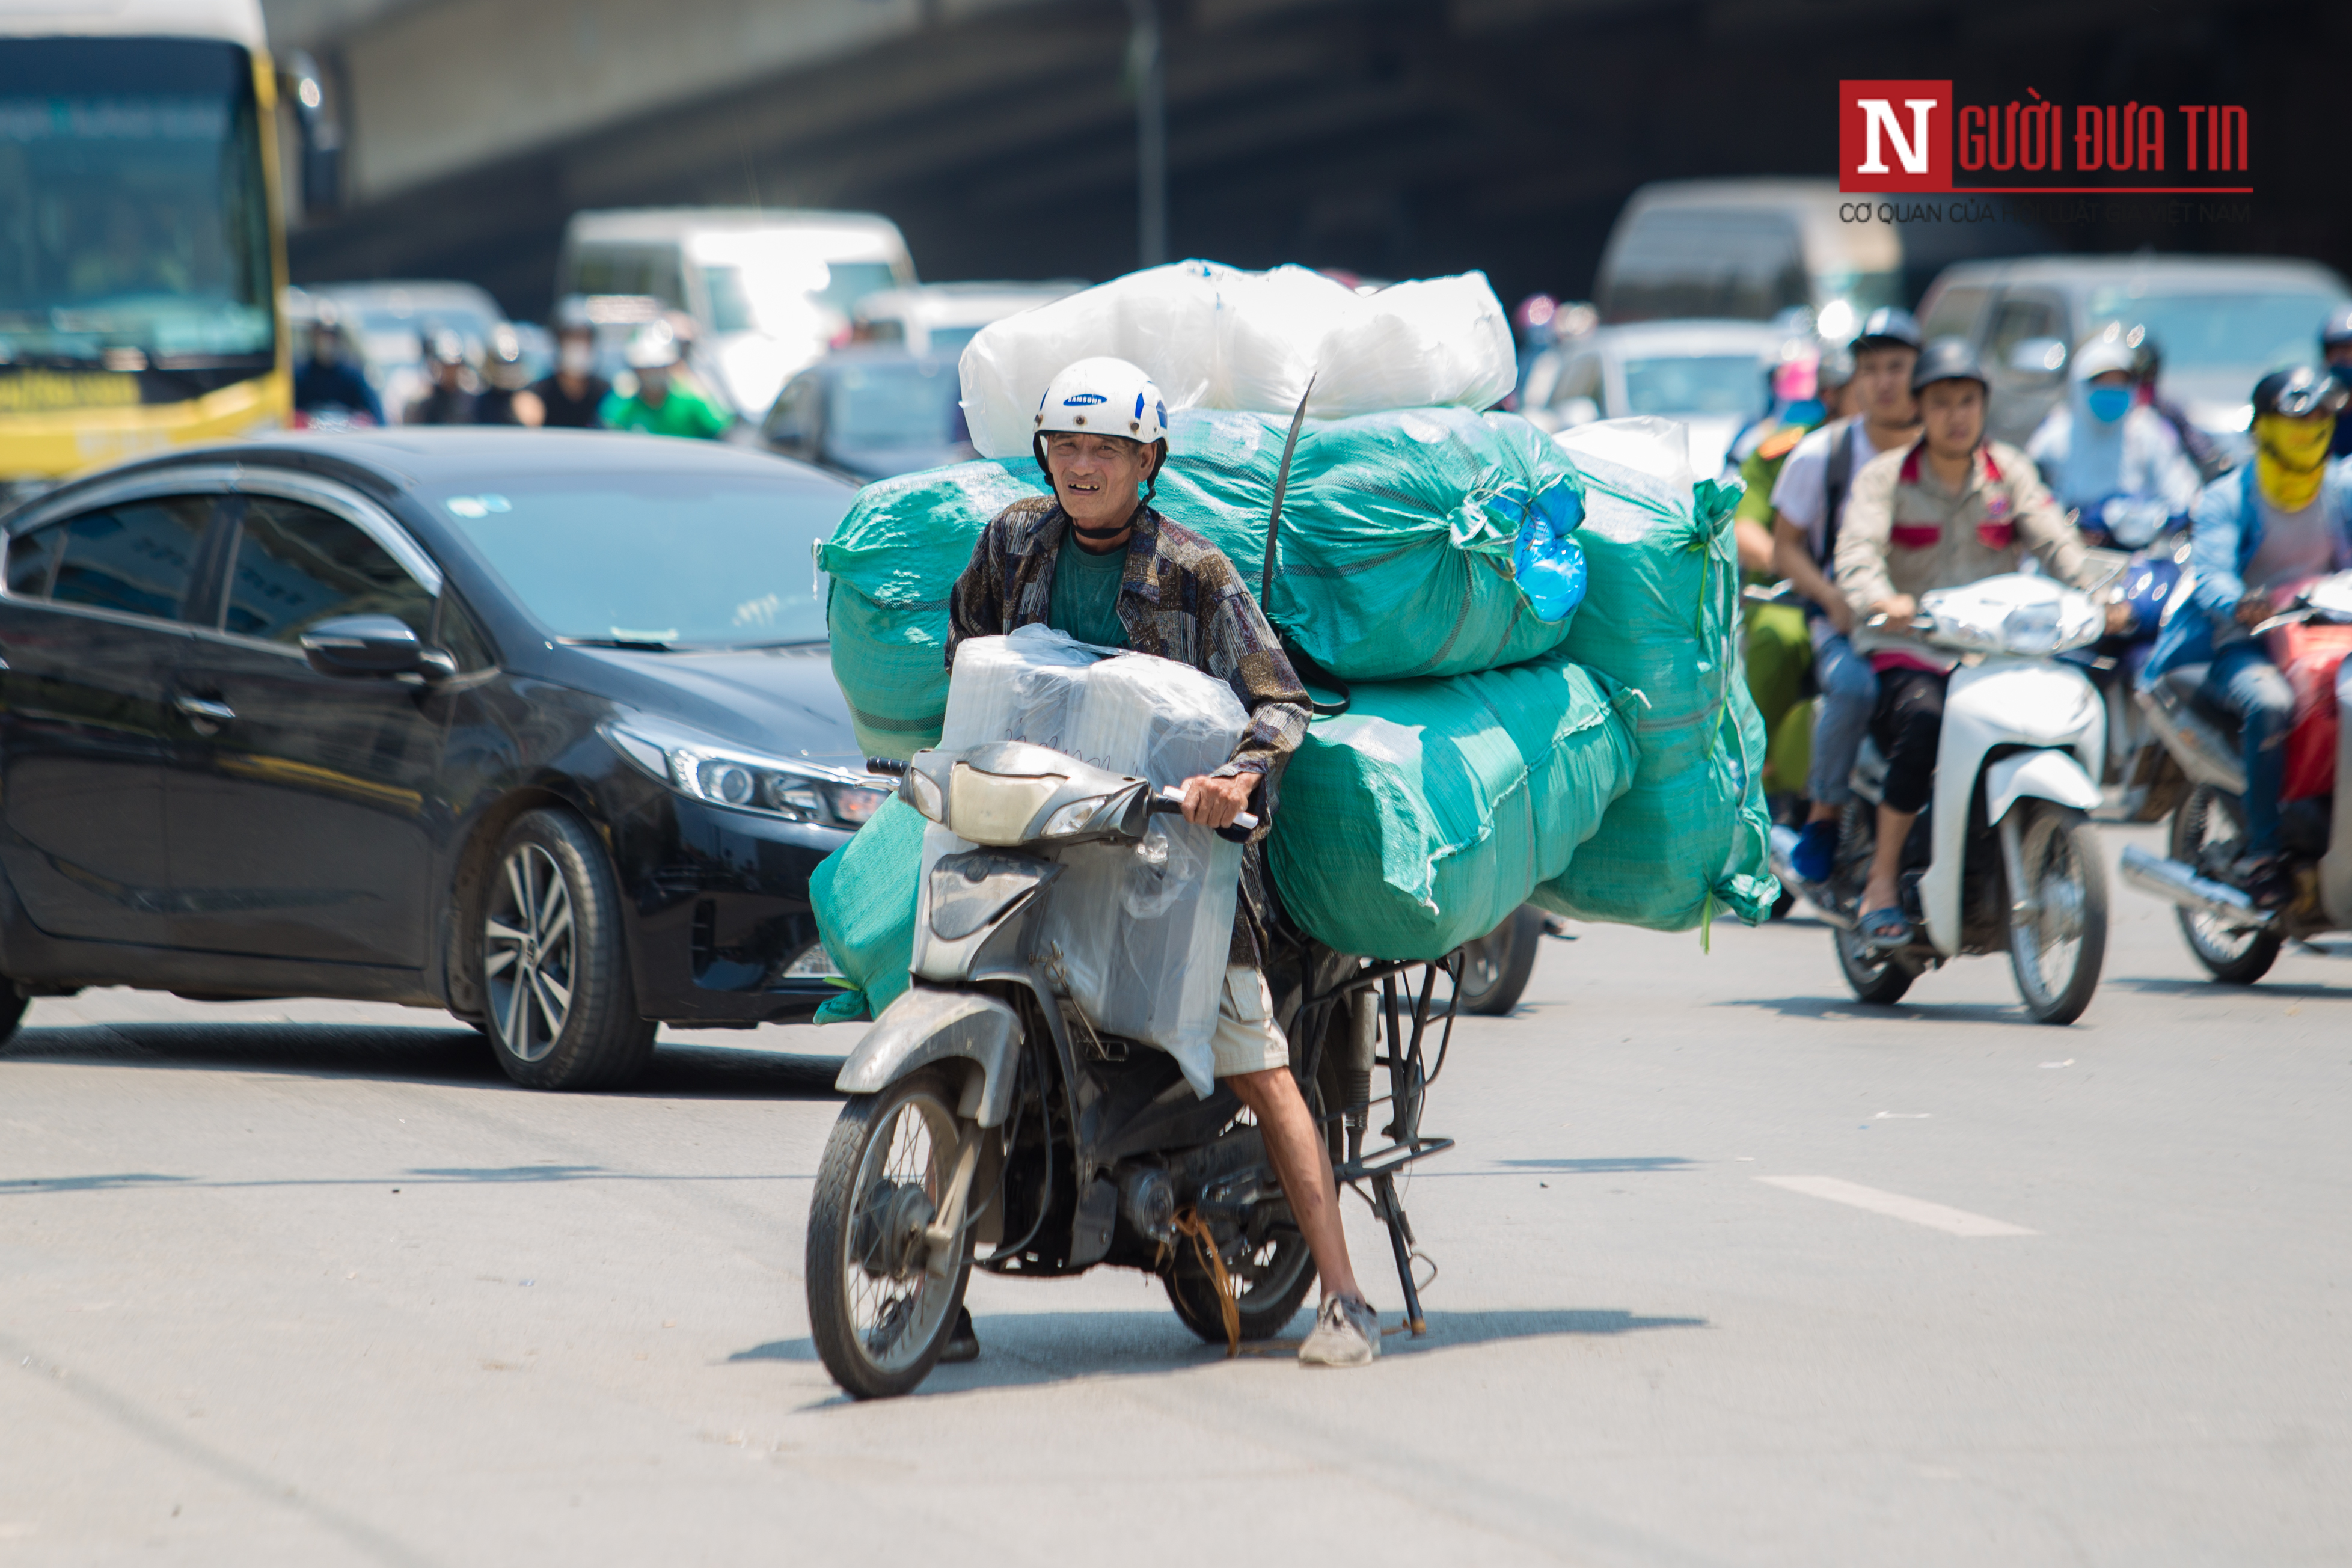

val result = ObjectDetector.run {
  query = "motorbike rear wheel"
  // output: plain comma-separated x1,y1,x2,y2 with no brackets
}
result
1829,801,1914,1006
805,1068,973,1399
2005,801,2107,1025
2170,786,2282,985
1164,1219,1317,1344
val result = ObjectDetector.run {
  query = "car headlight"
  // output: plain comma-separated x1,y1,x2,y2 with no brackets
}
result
602,720,885,830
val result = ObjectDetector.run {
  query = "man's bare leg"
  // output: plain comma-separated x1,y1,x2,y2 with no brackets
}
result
1228,1065,1364,1304
1860,803,1917,921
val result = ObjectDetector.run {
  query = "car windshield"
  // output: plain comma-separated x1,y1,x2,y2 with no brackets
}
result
0,38,274,366
700,257,903,336
828,361,958,447
433,471,851,648
2087,287,2344,374
351,303,501,370
1620,353,1766,417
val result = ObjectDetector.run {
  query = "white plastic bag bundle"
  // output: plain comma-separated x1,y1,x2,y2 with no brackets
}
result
929,626,1247,1095
959,260,1516,460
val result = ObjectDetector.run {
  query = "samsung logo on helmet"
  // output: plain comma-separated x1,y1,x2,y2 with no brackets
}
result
1061,392,1108,406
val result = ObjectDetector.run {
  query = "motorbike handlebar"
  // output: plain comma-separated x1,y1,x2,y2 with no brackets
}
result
1151,787,1258,842
865,756,908,777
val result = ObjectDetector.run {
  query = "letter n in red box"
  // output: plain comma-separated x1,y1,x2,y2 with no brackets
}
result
1840,80,1952,192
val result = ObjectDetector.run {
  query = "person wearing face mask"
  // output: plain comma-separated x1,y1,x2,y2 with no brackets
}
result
531,299,613,430
600,323,729,439
2026,332,2201,547
945,358,1379,1371
2144,367,2352,909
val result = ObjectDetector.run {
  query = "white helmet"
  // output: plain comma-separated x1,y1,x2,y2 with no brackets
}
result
1031,356,1168,466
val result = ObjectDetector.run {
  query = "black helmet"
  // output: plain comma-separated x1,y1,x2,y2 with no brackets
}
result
1910,336,1988,394
2252,366,2350,418
1851,307,1923,354
2322,305,2352,350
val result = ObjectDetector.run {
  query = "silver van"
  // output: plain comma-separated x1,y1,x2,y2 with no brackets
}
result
556,208,916,420
1595,179,1902,343
1915,254,2350,456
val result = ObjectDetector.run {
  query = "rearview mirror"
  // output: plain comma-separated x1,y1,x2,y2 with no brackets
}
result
301,614,448,679
2006,337,2067,377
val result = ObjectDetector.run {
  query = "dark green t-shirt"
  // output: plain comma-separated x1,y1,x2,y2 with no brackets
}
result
1046,539,1131,648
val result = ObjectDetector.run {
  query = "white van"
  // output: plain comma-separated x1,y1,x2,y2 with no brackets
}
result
556,208,916,420
1595,179,1901,343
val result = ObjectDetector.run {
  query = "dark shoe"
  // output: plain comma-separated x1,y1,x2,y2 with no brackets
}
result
1790,819,1838,885
2241,857,2291,911
939,1306,979,1364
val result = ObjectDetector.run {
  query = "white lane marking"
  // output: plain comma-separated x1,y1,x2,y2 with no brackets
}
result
1758,1175,2038,1237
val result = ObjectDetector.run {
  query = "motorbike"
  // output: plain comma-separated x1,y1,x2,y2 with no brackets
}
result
1771,572,2113,1024
2119,571,2352,984
804,740,1462,1398
2061,496,2190,811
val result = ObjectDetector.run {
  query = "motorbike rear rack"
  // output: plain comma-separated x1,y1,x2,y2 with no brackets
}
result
1297,952,1464,1335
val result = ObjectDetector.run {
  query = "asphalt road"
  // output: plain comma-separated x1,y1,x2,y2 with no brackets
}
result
4,822,2346,1566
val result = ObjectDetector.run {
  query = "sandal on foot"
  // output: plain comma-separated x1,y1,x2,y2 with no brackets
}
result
1858,906,1911,949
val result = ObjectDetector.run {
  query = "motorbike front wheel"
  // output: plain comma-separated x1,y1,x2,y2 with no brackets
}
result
2170,786,2282,985
2005,801,2108,1025
805,1068,973,1399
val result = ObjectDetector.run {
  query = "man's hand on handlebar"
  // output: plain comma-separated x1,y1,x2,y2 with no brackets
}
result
1180,773,1257,830
2235,592,2271,631
1870,593,1917,626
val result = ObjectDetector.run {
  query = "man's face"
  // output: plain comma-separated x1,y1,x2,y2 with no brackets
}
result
1046,433,1153,536
636,363,671,403
1852,345,1919,426
1919,379,1985,458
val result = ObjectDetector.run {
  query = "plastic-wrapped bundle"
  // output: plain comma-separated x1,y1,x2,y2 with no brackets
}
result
1267,651,1638,959
807,794,926,1024
1532,418,1779,931
958,260,1517,461
820,407,1587,756
930,628,1247,1094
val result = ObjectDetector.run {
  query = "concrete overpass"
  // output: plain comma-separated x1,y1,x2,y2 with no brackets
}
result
272,0,2350,319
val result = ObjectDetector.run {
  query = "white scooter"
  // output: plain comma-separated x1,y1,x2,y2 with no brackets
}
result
1774,573,2113,1023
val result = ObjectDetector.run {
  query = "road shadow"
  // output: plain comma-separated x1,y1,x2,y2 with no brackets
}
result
1710,994,2045,1028
2104,976,2347,1002
1413,1156,1697,1180
0,1021,845,1100
733,1305,1708,1400
2,1162,815,1196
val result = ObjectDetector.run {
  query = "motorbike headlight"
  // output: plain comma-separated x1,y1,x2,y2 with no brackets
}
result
602,720,880,830
947,764,1067,845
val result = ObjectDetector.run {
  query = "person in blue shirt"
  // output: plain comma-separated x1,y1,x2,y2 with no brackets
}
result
2026,332,2201,545
2144,367,2352,908
292,302,383,426
2323,306,2352,458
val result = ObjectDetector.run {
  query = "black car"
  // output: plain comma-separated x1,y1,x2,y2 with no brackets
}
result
759,348,973,481
0,429,882,1089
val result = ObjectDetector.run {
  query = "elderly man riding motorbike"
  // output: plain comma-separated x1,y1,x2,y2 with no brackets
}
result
1834,339,2130,948
943,357,1380,1368
2140,367,2352,910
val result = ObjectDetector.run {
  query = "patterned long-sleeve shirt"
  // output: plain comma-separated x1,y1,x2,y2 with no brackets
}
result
946,495,1311,967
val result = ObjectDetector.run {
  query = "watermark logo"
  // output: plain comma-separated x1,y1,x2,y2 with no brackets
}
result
1838,80,2250,195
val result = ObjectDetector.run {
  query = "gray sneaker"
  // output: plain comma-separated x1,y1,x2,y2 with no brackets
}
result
1298,1294,1380,1367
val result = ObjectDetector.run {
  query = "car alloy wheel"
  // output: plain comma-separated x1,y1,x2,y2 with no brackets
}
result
485,843,576,1064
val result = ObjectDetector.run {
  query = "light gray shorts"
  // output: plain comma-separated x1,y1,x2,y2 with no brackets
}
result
1210,965,1290,1079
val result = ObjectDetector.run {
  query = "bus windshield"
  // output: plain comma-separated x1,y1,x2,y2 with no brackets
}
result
0,38,275,369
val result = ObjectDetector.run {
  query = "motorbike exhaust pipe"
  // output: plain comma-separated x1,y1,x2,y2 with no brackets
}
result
2118,844,2271,931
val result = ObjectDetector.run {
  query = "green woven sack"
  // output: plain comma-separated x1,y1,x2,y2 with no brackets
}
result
807,793,927,1023
1267,651,1638,960
819,407,1587,758
1531,423,1778,932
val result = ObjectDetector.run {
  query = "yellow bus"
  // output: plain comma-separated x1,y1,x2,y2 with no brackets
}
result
0,0,289,501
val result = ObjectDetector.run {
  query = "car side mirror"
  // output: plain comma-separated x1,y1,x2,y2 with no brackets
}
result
1557,396,1600,428
302,613,443,679
2006,337,2067,378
